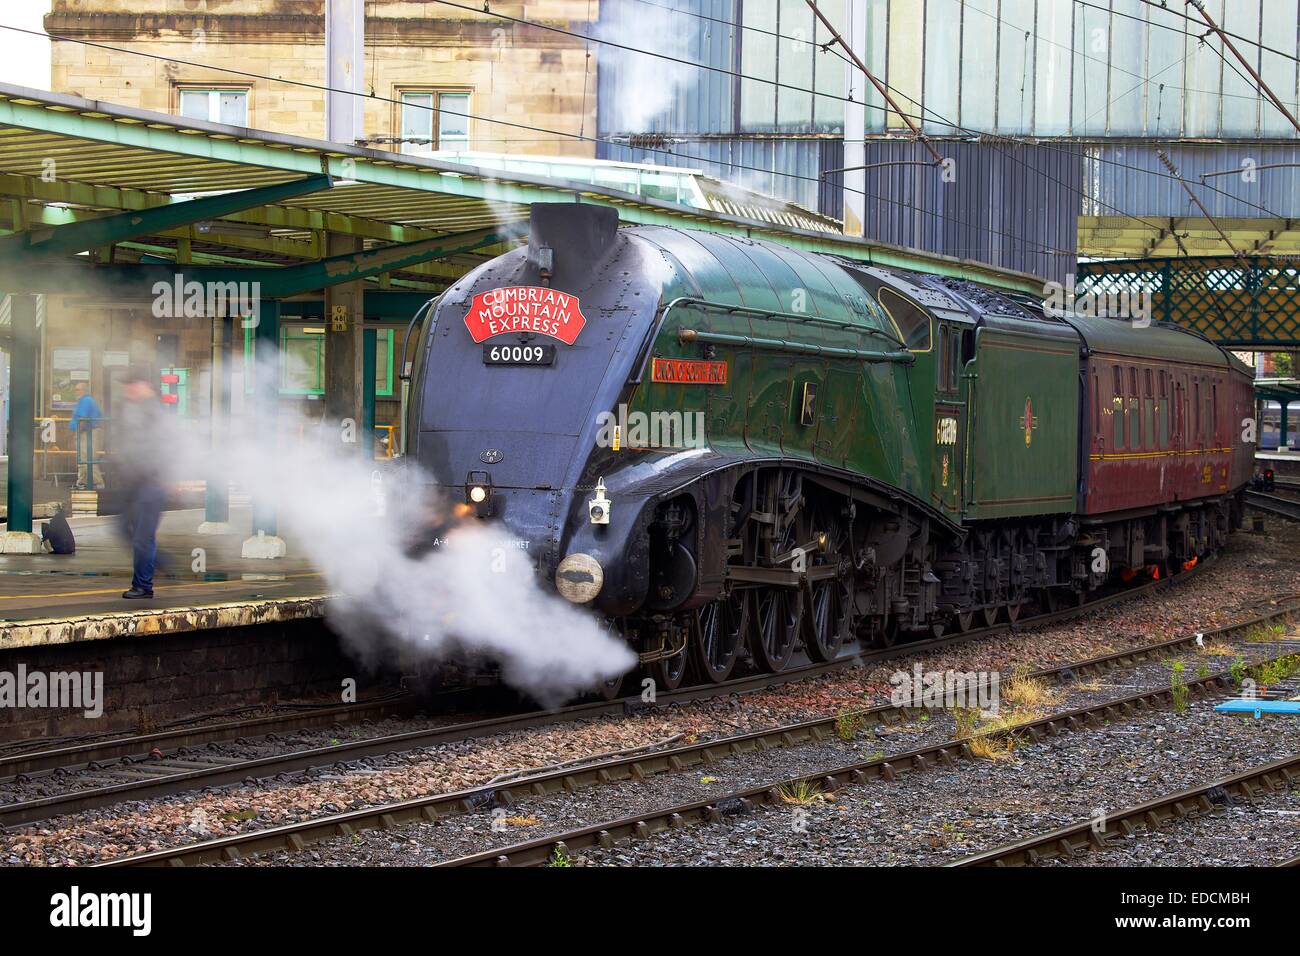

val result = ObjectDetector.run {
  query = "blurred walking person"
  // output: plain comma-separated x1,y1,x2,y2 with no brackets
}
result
68,381,104,489
112,368,168,599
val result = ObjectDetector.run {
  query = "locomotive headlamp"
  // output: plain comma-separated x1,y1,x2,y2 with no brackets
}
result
588,478,611,526
465,471,494,517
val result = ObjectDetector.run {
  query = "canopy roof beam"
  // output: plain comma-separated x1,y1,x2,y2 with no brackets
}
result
0,224,521,299
0,174,332,257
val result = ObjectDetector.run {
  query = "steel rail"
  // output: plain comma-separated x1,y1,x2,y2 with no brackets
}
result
0,695,418,782
103,605,1299,867
1245,490,1300,522
438,650,1299,867
2,564,1221,829
952,752,1300,867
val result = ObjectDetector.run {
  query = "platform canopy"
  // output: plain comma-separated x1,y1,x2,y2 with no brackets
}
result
0,82,1043,316
1256,378,1300,405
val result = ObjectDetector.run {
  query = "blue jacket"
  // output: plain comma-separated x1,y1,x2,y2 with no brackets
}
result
69,394,104,432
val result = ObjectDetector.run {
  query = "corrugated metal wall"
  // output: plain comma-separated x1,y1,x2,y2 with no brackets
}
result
1085,144,1300,219
854,141,1082,278
594,0,1081,276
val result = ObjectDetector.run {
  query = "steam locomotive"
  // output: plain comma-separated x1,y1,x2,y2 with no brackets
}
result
405,204,1254,692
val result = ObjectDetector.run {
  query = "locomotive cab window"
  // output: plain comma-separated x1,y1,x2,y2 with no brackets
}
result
936,324,961,393
877,288,932,351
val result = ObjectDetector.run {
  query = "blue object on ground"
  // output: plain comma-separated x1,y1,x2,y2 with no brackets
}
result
1214,699,1300,718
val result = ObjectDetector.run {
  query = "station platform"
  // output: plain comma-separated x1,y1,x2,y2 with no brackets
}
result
1257,449,1300,477
0,507,328,651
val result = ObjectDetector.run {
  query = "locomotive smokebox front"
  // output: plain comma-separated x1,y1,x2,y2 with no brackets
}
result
406,202,659,614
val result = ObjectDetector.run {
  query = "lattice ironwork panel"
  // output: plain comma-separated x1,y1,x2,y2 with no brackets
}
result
1077,256,1300,346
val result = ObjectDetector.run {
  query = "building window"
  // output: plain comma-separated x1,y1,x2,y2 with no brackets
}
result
399,91,471,155
178,88,249,125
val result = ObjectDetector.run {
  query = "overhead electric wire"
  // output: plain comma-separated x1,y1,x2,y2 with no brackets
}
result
429,1,1284,221
4,5,1286,259
0,23,1076,261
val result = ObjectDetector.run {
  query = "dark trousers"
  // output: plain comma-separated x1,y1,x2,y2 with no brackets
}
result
119,483,164,591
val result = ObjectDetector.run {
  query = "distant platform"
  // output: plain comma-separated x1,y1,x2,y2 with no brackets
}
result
1257,449,1300,477
0,507,328,651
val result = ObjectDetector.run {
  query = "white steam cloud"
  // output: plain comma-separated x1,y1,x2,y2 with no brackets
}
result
596,1,698,133
167,352,635,708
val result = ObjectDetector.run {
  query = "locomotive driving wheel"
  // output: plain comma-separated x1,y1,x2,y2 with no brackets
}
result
805,510,852,662
694,592,746,683
595,673,625,701
651,649,690,691
751,588,802,672
746,471,805,672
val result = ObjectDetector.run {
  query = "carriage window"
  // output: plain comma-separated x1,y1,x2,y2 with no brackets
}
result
1128,367,1141,449
1178,381,1186,441
1112,366,1124,450
1193,382,1201,442
877,289,932,351
1093,372,1101,440
1210,384,1218,441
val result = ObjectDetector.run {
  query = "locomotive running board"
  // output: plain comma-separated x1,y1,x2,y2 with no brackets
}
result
723,565,842,587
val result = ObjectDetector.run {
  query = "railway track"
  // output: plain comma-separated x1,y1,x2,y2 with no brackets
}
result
950,753,1300,867
0,694,418,782
431,645,1300,868
100,601,1300,867
0,564,1227,830
1245,490,1300,521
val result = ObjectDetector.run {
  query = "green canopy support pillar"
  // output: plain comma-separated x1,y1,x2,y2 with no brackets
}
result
1283,402,1291,451
362,326,376,461
2,293,41,553
241,299,287,559
199,315,233,534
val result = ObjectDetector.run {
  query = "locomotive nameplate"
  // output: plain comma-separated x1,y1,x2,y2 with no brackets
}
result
651,357,729,385
465,286,586,344
483,343,556,366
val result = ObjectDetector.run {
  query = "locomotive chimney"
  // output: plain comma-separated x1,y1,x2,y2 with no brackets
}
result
527,203,620,287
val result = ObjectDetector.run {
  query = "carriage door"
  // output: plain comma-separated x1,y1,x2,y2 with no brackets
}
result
932,323,965,518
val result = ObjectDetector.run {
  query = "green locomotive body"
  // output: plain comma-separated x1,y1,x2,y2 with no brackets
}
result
411,205,1252,687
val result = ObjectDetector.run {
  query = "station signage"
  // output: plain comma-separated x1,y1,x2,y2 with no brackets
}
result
465,286,586,345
